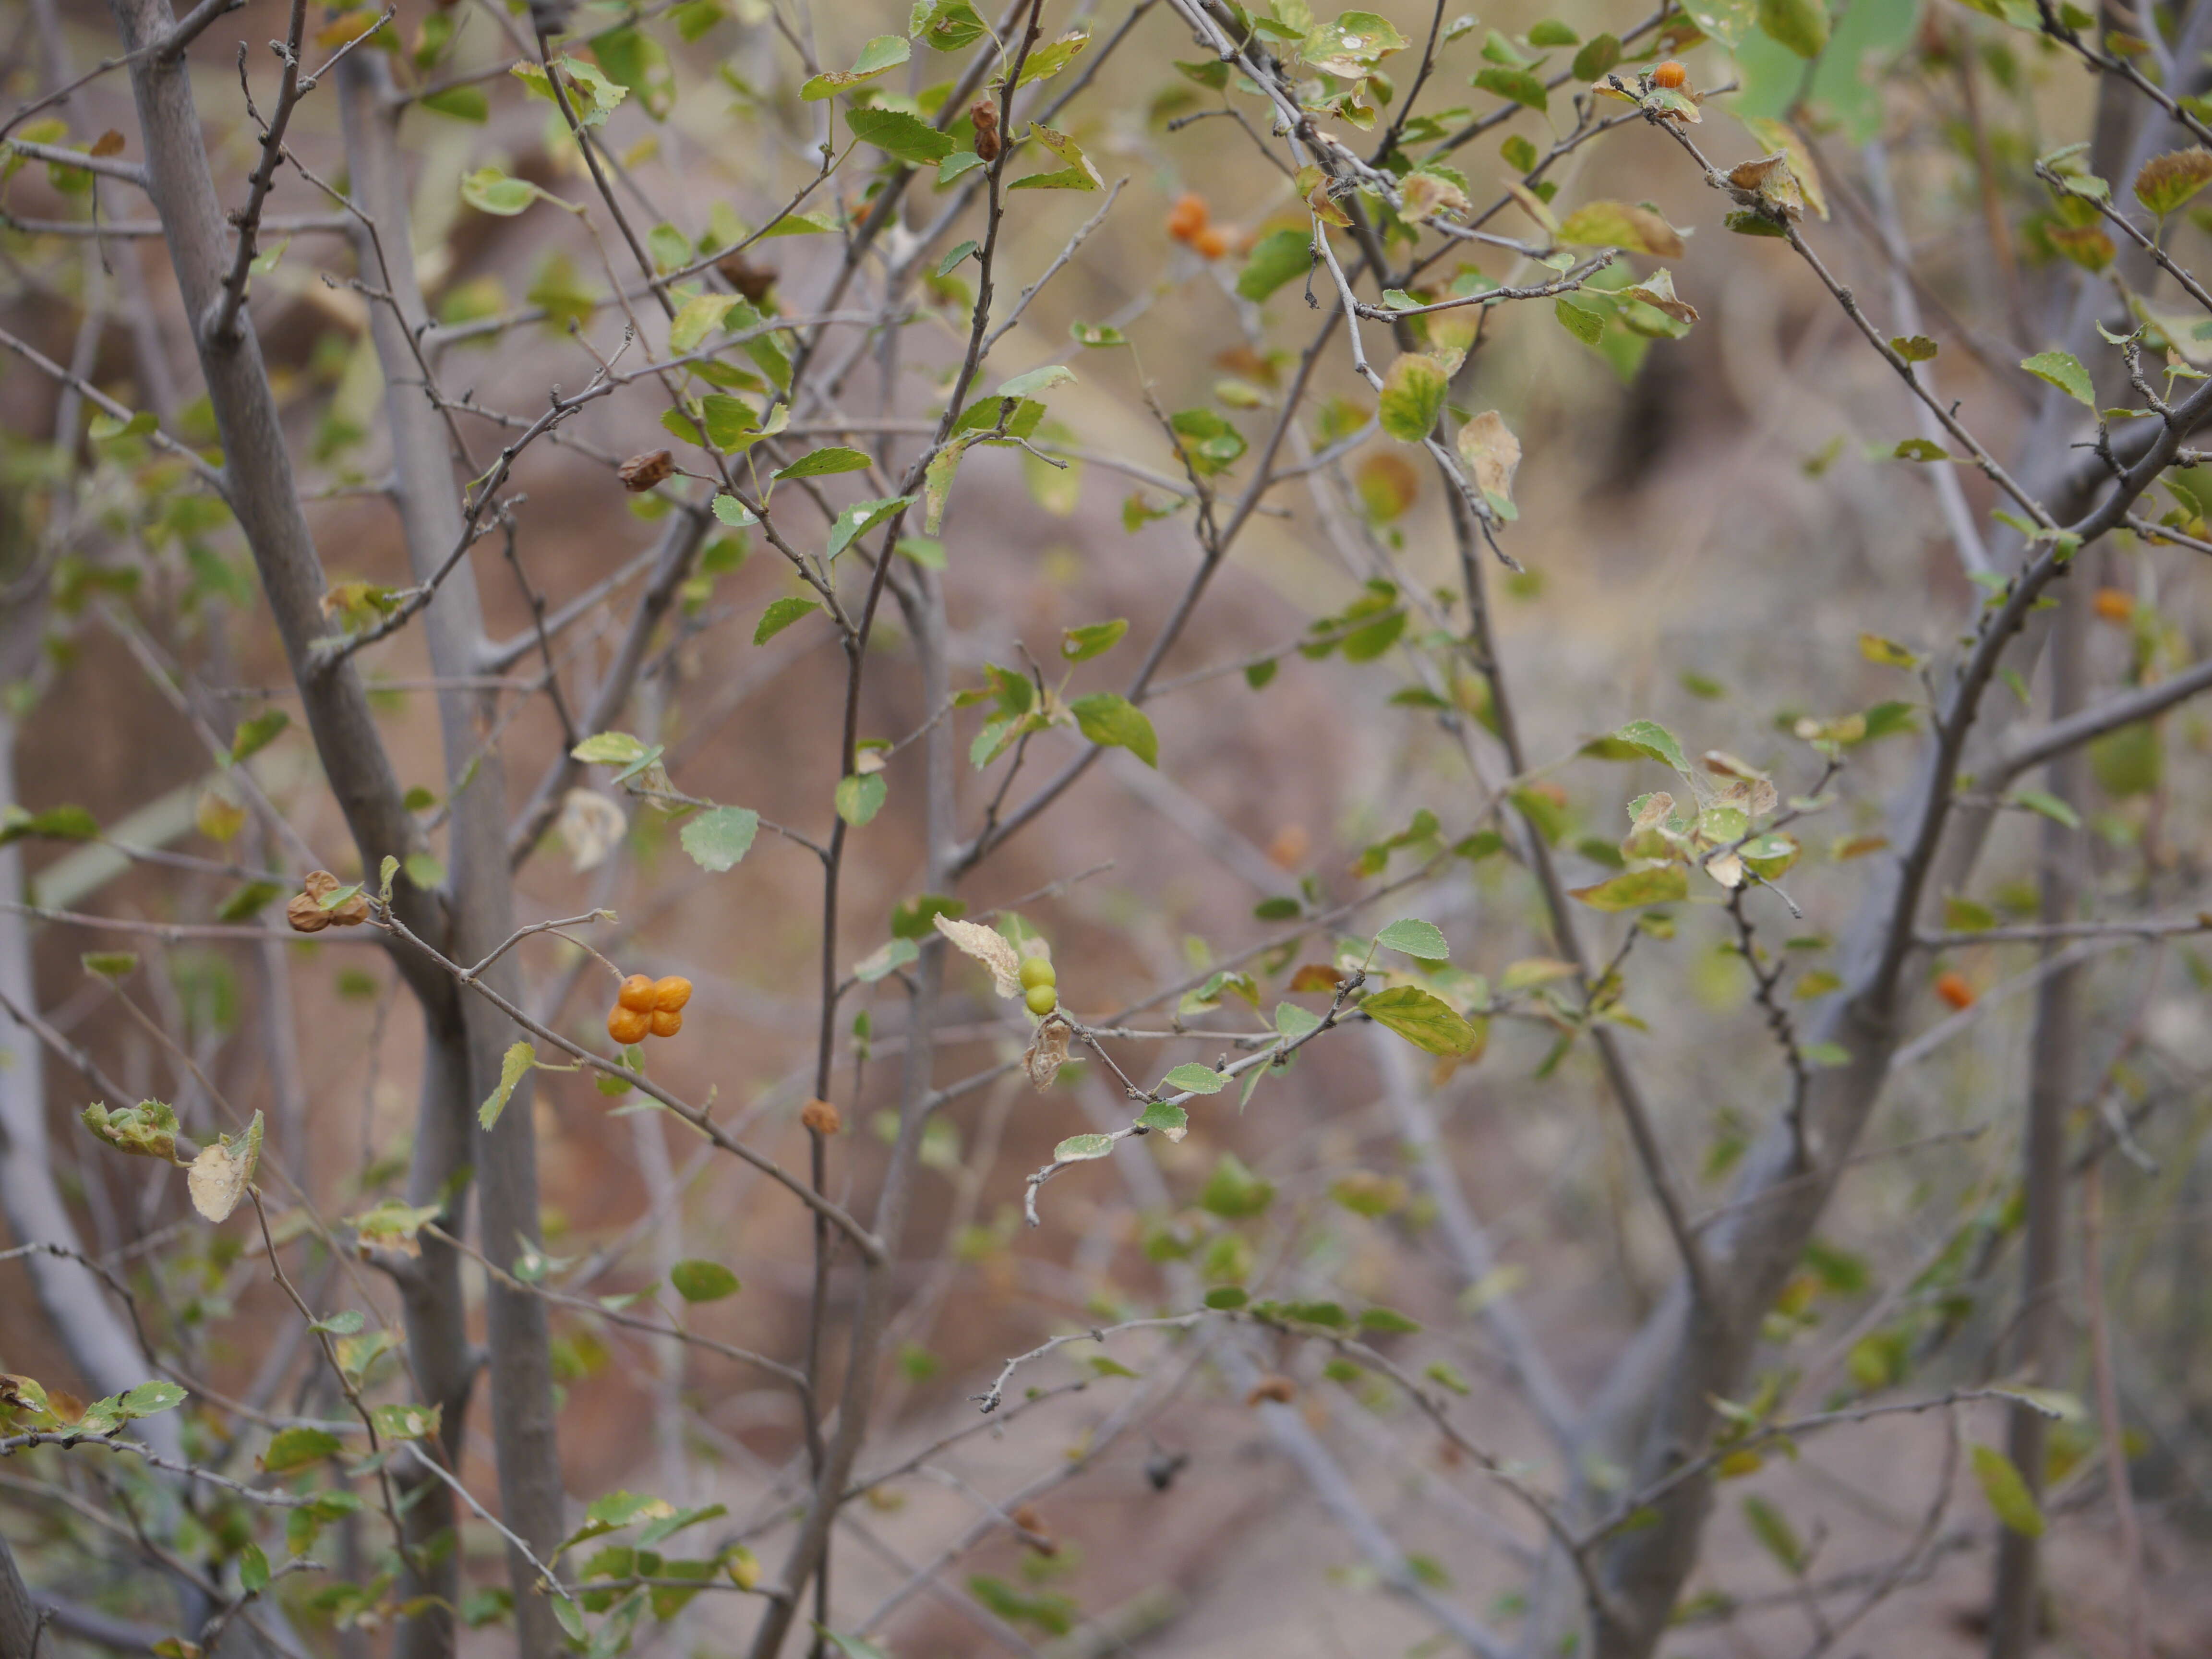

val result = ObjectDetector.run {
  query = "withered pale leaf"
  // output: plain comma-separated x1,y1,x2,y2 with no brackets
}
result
1023,1017,1070,1090
1456,411,1522,513
557,789,627,873
934,914,1023,998
188,1111,262,1224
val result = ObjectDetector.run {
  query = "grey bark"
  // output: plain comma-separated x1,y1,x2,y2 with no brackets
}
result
334,54,565,1655
0,1513,41,1659
1986,586,2087,1659
0,709,178,1459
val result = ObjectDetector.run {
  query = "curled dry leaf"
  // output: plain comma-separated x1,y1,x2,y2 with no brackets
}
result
557,787,627,872
800,1097,843,1135
933,913,1023,998
89,129,126,157
1023,1015,1070,1091
1620,269,1699,325
617,449,674,493
187,1110,263,1224
1246,1374,1298,1406
970,100,1000,163
1631,791,1675,832
1398,169,1469,224
1727,153,1805,219
1456,410,1522,512
1739,117,1827,219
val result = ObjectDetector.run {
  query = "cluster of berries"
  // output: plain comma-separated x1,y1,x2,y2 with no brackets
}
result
1019,954,1058,1017
607,974,692,1046
1165,193,1234,261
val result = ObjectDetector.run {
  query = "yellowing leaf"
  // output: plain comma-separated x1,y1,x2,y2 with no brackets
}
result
1971,1444,2045,1536
1569,866,1688,910
1556,201,1685,256
2133,146,2212,216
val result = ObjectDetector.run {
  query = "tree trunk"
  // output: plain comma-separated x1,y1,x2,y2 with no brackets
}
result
334,55,565,1653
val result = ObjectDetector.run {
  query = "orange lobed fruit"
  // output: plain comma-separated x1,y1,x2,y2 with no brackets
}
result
1933,971,1976,1011
1191,225,1232,261
1165,192,1209,243
649,1009,683,1038
2092,587,2134,624
617,974,657,1012
651,974,693,1013
1651,59,1688,89
608,1005,651,1045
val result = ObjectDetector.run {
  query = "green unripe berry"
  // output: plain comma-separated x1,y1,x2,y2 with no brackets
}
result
1019,956,1057,990
1024,983,1058,1016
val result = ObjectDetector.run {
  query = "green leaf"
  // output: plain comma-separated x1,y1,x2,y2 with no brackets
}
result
1614,719,1690,773
1135,1100,1189,1134
1374,918,1449,961
572,731,649,765
238,1542,270,1594
1893,437,1952,462
1378,354,1448,443
1236,227,1313,302
1859,633,1919,669
755,596,822,644
262,1426,342,1474
669,292,738,352
1199,1152,1274,1218
995,363,1076,400
1571,33,1622,78
1556,297,1606,345
681,806,760,871
1556,201,1685,256
1358,1305,1421,1334
1473,64,1548,112
847,105,954,166
1891,334,1938,362
823,495,910,562
310,1310,365,1335
2008,789,2081,830
1161,1063,1228,1095
1070,320,1127,347
81,952,137,980
420,84,490,122
1361,986,1480,1056
119,1379,186,1417
835,773,888,827
479,1041,534,1130
712,493,758,528
774,446,871,479
1204,1285,1248,1309
460,165,546,216
1061,618,1128,661
2021,350,2095,408
1070,693,1158,767
1742,1494,1806,1571
1301,10,1408,75
1010,122,1104,190
1569,866,1688,910
1757,0,1829,56
1971,1444,2045,1536
801,34,910,99
228,709,289,766
668,1259,741,1303
1052,1132,1116,1162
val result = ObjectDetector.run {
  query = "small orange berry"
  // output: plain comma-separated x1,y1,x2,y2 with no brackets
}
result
2092,587,2134,624
648,1008,683,1038
608,1005,651,1045
651,974,693,1013
1166,192,1210,243
617,974,657,1012
1651,59,1688,89
1934,971,1976,1011
1192,225,1232,261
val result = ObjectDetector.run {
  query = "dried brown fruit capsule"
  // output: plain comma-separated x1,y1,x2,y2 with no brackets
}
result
618,450,674,493
800,1097,842,1135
